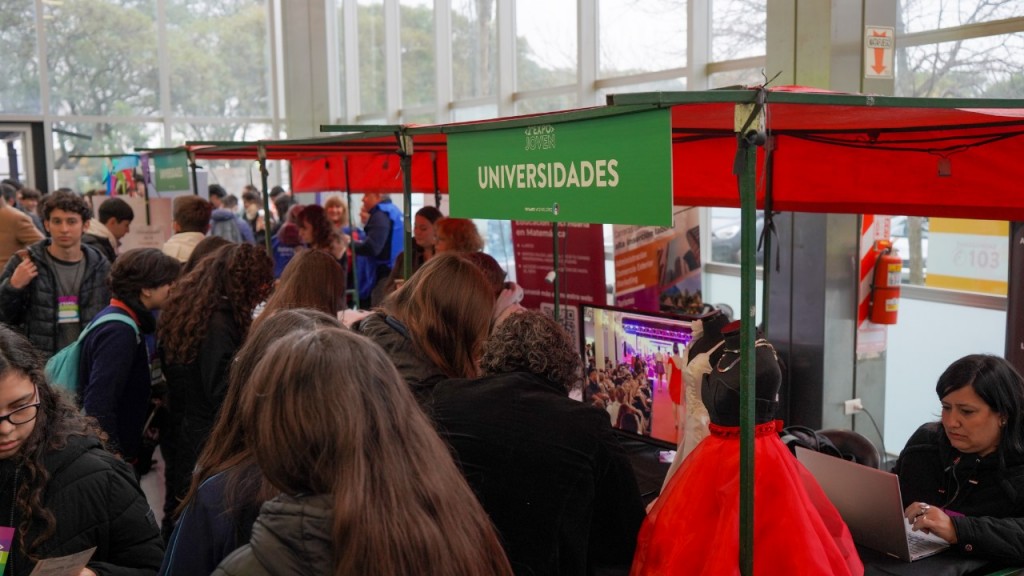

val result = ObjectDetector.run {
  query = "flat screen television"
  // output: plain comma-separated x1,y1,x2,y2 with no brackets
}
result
580,305,695,446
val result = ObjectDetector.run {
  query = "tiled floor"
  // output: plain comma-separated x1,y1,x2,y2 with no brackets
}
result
139,447,166,528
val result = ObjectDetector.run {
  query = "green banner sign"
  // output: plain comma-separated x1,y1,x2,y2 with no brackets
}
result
154,151,190,193
447,108,672,226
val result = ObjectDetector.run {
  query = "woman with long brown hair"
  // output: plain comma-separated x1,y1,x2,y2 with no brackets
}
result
157,243,273,539
374,205,444,301
250,250,346,334
161,309,341,576
355,253,494,402
213,327,512,576
0,325,163,575
296,204,334,252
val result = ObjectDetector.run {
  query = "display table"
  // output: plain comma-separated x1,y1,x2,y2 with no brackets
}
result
859,545,1021,576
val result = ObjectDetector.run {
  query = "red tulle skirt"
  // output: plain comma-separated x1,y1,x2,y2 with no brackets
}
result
631,421,864,576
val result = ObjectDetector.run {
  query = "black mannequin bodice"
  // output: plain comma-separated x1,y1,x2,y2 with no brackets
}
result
701,325,781,427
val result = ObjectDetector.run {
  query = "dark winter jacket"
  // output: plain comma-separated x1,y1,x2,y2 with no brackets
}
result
354,312,446,403
0,434,164,576
209,209,254,244
162,307,243,517
160,466,263,576
211,494,333,576
0,239,110,356
426,372,646,576
78,305,149,460
82,233,117,263
895,421,1024,563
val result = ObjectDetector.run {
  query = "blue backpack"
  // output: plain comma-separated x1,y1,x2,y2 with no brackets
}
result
45,313,139,395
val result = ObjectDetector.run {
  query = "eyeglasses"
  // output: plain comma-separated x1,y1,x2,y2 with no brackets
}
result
0,388,40,427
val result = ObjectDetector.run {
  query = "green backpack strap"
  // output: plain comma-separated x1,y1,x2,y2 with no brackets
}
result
45,313,141,395
81,312,140,341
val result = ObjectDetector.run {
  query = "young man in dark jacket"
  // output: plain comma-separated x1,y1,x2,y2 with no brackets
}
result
0,191,110,356
78,249,179,464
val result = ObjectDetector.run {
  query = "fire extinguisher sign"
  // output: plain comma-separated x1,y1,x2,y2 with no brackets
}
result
857,215,890,357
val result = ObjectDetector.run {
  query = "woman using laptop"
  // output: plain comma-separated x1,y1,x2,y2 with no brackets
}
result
896,354,1024,563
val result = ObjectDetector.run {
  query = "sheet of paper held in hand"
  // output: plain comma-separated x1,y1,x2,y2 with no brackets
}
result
28,547,96,576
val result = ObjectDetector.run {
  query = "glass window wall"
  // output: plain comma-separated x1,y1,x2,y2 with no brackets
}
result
899,0,1024,34
357,0,387,115
167,0,271,118
46,0,159,117
451,0,497,100
711,0,767,61
598,0,686,78
515,0,576,91
400,0,435,110
0,0,40,114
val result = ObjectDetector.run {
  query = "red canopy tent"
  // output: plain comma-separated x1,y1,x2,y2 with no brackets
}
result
182,131,449,196
387,86,1024,220
612,86,1024,221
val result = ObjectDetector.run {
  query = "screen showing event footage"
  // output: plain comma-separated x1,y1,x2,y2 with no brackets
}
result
581,305,694,444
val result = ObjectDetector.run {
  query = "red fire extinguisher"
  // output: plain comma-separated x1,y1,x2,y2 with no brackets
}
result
870,239,901,324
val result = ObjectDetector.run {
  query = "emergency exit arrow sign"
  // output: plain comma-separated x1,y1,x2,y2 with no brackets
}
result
865,26,895,79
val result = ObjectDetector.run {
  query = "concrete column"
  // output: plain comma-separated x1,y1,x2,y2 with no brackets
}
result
764,1,896,448
281,1,331,137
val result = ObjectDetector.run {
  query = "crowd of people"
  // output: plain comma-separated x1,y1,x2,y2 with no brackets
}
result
0,179,1022,574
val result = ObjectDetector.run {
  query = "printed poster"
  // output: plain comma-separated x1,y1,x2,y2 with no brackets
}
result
511,221,607,312
614,207,701,314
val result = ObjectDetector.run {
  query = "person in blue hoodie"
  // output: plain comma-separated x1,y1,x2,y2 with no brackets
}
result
78,248,180,467
352,193,402,306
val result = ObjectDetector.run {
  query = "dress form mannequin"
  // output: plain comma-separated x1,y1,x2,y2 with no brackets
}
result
663,312,731,484
702,324,781,427
633,329,863,576
685,312,730,366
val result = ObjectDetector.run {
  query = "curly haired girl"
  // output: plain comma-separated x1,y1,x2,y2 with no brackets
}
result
157,242,273,538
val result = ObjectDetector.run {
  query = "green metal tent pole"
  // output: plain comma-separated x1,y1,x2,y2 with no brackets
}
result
761,137,775,335
344,156,359,309
257,145,272,254
733,98,763,576
738,135,757,576
141,155,152,226
552,221,560,322
187,150,199,196
398,132,414,280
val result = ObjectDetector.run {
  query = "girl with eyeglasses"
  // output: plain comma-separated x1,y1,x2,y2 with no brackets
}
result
0,324,164,575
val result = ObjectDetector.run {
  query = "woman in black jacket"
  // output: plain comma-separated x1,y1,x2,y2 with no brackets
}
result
157,243,272,539
896,354,1024,564
0,324,164,575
